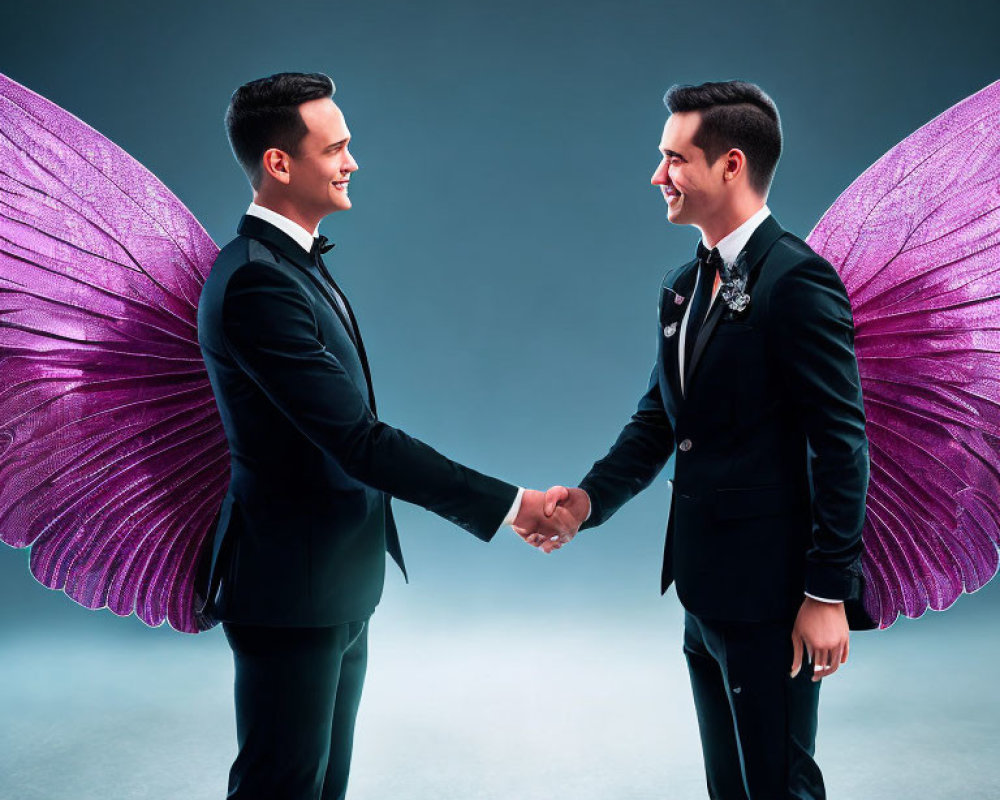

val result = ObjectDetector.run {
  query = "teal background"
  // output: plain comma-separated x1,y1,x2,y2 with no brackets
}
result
2,1,999,798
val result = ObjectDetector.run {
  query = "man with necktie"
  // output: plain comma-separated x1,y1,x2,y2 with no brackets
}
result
541,80,869,799
197,72,578,800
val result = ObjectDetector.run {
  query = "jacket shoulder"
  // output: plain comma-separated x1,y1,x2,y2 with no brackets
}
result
205,236,303,294
199,236,308,324
762,232,853,328
211,235,280,271
768,232,837,276
756,231,847,298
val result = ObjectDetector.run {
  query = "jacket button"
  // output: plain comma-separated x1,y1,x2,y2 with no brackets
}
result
678,439,692,452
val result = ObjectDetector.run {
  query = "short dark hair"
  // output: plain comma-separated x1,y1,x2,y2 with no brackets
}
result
225,72,335,189
663,80,781,196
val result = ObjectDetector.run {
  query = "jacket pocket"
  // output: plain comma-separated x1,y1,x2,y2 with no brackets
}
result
713,319,755,334
713,485,799,521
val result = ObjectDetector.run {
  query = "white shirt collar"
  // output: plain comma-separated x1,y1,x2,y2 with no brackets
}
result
703,204,771,267
246,202,319,254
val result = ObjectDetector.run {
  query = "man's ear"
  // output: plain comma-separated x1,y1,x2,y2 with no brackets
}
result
261,148,292,185
723,148,747,183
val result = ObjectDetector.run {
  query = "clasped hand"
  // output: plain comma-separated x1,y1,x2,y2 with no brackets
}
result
511,486,590,553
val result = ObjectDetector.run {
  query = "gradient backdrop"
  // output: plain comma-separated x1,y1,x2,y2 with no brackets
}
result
2,1,999,798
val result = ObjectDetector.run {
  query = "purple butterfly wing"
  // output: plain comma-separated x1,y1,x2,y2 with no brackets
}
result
806,80,1000,628
0,73,227,633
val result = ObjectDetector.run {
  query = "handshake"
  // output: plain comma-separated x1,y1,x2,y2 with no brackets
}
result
511,486,591,553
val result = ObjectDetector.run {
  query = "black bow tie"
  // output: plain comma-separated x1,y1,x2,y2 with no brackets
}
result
311,235,335,258
695,242,724,272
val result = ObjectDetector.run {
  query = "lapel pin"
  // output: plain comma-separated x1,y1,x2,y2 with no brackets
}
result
664,322,678,338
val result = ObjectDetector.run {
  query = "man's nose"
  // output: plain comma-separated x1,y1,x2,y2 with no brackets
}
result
345,149,359,172
651,161,668,185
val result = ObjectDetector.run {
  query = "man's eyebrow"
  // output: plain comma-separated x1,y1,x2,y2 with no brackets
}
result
324,138,350,151
660,148,686,158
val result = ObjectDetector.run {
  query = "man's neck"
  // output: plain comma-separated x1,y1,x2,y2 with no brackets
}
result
251,193,322,238
246,201,319,254
698,197,768,249
709,204,771,267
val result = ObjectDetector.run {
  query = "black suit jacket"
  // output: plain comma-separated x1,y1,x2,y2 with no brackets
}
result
579,214,870,622
196,215,517,626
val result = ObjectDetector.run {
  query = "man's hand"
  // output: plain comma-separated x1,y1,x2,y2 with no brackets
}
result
512,488,579,551
790,597,850,682
518,485,590,553
512,487,590,553
541,485,590,551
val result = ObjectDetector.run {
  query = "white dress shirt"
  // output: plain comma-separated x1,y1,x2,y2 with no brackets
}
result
244,202,525,532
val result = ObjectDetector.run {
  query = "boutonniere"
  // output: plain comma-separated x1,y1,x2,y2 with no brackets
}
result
719,252,751,318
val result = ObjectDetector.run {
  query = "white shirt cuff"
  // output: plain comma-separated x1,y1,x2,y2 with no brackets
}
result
501,487,525,529
805,592,843,604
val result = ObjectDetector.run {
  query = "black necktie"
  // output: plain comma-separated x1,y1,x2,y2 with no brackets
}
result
684,243,723,375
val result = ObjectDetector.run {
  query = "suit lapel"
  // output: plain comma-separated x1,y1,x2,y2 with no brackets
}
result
291,261,379,416
316,263,379,416
686,292,725,392
662,262,698,405
296,260,358,347
684,215,786,391
237,215,377,414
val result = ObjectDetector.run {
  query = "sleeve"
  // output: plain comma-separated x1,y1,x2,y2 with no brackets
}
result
771,257,870,599
578,363,675,529
222,261,518,541
500,487,526,528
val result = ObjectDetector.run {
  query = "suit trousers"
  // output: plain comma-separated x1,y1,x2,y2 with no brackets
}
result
223,619,369,800
683,611,824,800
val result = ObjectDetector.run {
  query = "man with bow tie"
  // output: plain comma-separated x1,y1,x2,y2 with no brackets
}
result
539,81,870,799
196,72,579,800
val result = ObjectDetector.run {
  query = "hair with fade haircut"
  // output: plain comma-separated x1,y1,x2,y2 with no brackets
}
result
225,71,335,189
664,80,782,196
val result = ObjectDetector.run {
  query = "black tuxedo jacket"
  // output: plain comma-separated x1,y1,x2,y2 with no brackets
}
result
196,215,517,626
579,215,870,622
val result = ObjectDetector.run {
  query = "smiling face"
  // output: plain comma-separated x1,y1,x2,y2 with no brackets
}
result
650,111,727,229
261,97,357,224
